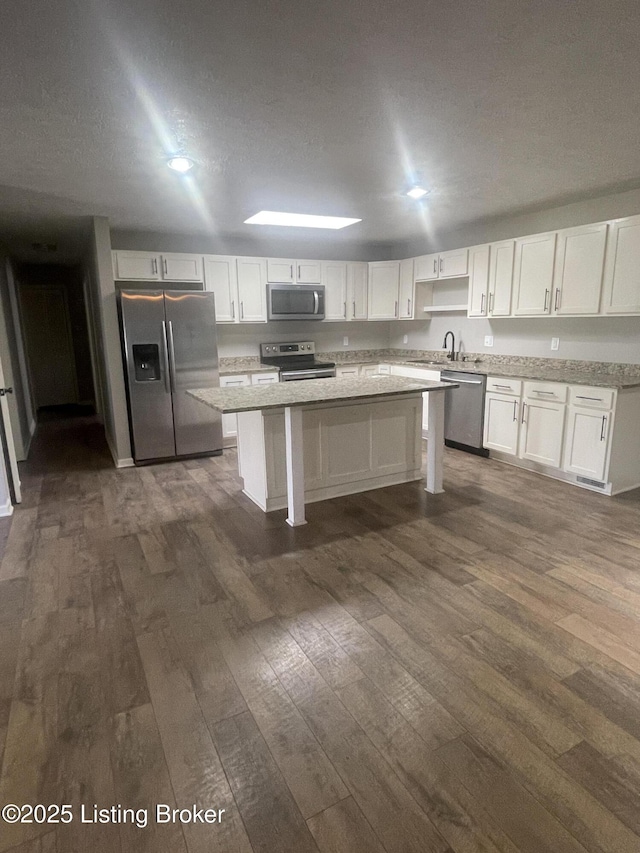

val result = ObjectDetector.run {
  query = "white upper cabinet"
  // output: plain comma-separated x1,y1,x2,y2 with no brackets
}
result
203,255,238,322
467,245,490,317
112,251,161,281
513,232,557,315
602,215,640,314
160,253,203,282
236,257,267,322
266,259,321,283
553,223,607,315
488,240,515,316
367,261,399,319
398,259,415,319
413,249,468,282
347,263,368,320
414,253,440,281
322,261,348,320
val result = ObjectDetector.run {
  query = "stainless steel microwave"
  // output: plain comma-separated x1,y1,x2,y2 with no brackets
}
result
267,283,325,320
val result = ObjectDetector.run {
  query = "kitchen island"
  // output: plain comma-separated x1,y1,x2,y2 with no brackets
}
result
189,376,454,526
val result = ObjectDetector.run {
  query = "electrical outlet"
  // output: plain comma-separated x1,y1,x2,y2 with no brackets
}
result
403,334,408,345
343,336,349,346
484,335,494,347
551,337,560,351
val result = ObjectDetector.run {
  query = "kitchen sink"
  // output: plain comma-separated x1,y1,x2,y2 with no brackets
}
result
408,359,451,366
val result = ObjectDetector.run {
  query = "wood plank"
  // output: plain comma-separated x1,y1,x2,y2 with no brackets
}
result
557,613,640,676
0,507,38,580
306,797,386,853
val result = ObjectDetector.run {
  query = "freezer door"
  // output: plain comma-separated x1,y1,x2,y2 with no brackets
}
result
119,290,176,461
164,291,223,456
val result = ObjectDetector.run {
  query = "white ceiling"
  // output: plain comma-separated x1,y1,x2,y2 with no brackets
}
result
2,0,640,253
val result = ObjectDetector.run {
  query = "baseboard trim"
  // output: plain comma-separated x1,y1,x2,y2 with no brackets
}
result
105,431,135,469
0,499,14,518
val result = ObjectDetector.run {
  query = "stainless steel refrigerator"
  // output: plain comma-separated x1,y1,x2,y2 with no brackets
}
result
118,289,223,463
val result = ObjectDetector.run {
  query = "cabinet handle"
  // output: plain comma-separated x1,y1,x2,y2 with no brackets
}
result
433,258,437,275
489,292,494,314
555,288,561,311
513,400,518,421
163,258,168,276
240,301,244,319
494,384,513,390
521,402,526,423
353,300,356,318
480,293,485,314
543,288,550,311
344,301,347,317
534,390,555,395
291,265,294,280
576,395,602,401
600,415,607,441
231,300,235,319
394,300,398,317
152,258,158,275
439,258,443,272
408,298,411,314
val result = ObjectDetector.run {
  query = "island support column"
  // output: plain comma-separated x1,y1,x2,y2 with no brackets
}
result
284,406,307,526
426,389,445,494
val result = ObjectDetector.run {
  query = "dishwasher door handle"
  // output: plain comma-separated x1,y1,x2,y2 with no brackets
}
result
441,377,484,385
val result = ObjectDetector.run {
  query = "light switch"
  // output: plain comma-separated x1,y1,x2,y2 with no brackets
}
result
403,334,408,344
343,336,349,346
551,337,560,351
484,335,494,347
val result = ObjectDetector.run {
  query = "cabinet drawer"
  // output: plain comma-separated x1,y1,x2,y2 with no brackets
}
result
220,374,250,388
376,364,391,375
486,376,522,396
569,386,615,410
523,381,568,403
336,364,362,378
251,372,279,385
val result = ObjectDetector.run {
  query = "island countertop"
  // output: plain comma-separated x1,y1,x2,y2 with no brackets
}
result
188,375,454,414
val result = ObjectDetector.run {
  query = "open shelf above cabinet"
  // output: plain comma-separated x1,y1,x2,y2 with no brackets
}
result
415,276,470,316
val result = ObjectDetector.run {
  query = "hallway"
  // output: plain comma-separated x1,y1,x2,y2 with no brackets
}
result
1,416,640,852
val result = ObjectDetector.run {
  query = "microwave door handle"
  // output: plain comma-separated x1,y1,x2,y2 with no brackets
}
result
313,290,319,314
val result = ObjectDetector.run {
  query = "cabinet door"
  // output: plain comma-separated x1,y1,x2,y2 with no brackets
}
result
219,374,250,439
296,260,321,283
488,240,514,316
161,254,203,282
519,399,565,467
602,215,640,314
203,255,238,322
513,233,557,315
113,251,160,280
414,253,439,281
266,259,295,283
322,261,348,320
347,263,368,319
563,407,611,480
467,245,490,317
398,259,415,318
484,393,520,455
236,257,267,322
554,223,606,315
439,248,468,278
367,262,399,319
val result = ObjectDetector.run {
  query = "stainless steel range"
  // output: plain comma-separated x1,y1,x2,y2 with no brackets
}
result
260,341,336,381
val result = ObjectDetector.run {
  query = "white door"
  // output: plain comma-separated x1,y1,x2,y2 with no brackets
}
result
296,260,321,284
553,223,607,315
467,245,490,317
161,254,203,282
220,374,250,440
347,263,368,319
398,259,415,318
513,233,557,315
322,262,348,320
113,251,160,280
563,407,611,480
367,262,399,319
203,256,238,322
236,258,267,322
266,259,295,283
519,399,566,468
414,253,439,281
602,215,640,314
0,354,21,503
488,240,515,316
484,393,520,455
439,248,468,278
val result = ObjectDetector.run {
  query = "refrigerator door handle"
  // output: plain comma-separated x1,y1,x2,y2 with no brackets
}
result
161,321,171,393
166,320,177,393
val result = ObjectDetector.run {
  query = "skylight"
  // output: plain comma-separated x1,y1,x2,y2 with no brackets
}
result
244,211,362,229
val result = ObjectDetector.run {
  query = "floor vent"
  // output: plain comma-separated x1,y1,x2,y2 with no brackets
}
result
577,476,606,489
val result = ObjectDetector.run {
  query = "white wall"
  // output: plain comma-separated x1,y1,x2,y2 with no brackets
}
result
390,314,640,365
217,321,390,358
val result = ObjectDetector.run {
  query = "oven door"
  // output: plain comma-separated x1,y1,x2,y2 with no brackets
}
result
268,284,325,320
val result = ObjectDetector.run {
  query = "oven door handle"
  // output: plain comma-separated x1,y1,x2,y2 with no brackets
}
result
440,377,483,385
280,368,335,380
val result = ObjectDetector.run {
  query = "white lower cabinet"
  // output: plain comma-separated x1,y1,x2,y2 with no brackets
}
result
219,374,250,442
390,364,440,433
251,372,279,386
484,393,520,455
336,364,362,378
519,398,566,468
563,407,612,480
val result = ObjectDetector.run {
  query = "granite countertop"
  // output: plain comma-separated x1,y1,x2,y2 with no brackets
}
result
189,375,454,414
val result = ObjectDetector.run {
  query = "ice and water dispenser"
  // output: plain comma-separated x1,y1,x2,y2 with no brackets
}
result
132,344,161,382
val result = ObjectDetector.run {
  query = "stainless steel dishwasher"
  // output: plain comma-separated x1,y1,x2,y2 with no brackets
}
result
440,370,489,456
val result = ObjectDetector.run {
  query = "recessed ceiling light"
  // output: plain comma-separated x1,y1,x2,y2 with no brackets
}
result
167,155,195,173
244,211,362,229
407,186,430,199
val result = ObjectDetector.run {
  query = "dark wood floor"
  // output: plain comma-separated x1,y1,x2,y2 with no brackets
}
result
1,413,640,852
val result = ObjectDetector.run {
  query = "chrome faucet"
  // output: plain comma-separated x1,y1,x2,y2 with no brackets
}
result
443,330,456,361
